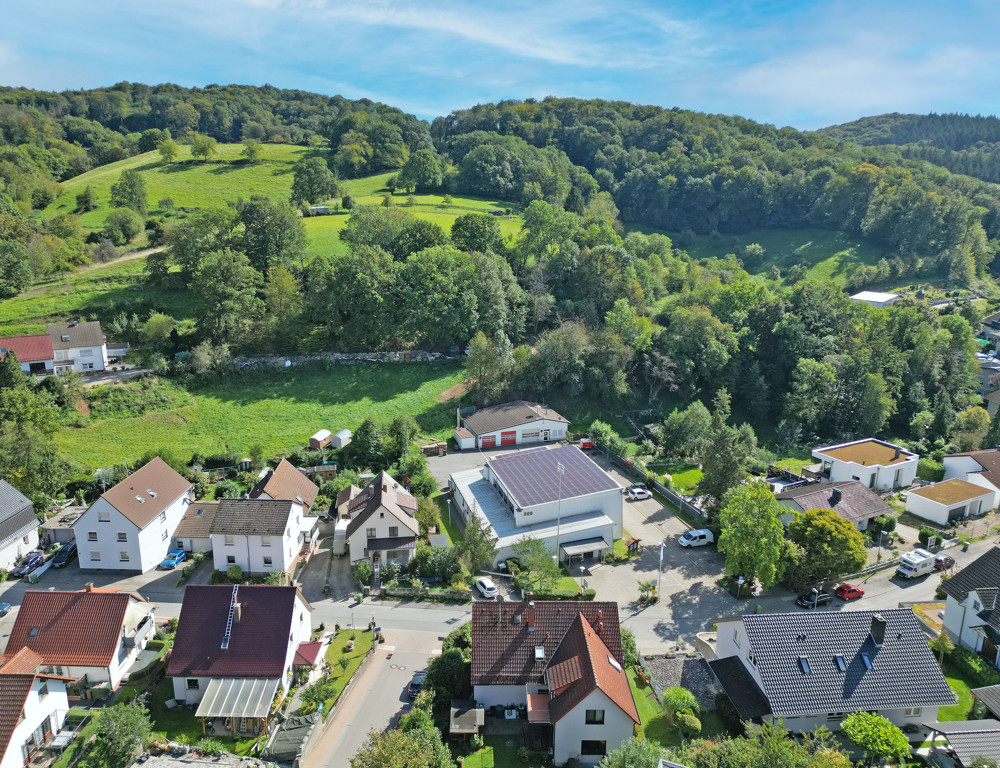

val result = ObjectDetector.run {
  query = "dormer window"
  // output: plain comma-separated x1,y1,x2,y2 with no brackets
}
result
862,654,872,670
799,657,811,674
835,656,846,672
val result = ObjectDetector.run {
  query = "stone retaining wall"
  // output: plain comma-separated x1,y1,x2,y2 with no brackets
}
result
235,351,458,369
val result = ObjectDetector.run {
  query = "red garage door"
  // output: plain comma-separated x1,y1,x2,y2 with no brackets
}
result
501,431,517,446
481,435,496,448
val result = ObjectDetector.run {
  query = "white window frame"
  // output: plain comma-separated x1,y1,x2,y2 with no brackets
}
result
117,532,127,542
119,551,130,562
98,511,110,522
90,551,100,561
87,531,97,541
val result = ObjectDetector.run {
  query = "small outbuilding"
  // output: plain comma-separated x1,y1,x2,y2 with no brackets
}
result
906,478,994,526
332,428,352,449
450,700,485,738
850,290,900,308
309,429,332,450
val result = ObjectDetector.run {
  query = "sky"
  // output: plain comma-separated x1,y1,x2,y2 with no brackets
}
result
2,0,998,130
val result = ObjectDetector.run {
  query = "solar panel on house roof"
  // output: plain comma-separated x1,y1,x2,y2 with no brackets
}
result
489,445,620,508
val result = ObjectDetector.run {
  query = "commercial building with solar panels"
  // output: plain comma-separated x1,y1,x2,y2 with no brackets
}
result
449,445,623,565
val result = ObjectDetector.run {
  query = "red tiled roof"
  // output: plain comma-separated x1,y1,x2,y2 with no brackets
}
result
0,335,53,364
167,585,301,678
0,649,43,676
0,649,44,764
345,472,419,538
6,590,138,667
249,459,319,511
293,641,322,667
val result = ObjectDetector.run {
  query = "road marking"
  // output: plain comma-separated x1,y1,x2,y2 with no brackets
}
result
430,649,442,656
379,646,395,652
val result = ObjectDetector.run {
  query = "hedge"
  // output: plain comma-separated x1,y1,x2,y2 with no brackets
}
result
949,646,1000,687
146,639,165,650
528,589,596,601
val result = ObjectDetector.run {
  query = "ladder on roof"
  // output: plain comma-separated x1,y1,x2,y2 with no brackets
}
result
221,584,239,649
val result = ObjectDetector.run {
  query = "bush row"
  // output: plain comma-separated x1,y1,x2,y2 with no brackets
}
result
949,646,1000,687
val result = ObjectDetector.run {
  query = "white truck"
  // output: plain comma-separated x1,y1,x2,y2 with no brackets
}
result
896,548,935,579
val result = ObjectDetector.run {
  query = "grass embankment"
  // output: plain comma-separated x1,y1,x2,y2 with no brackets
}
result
320,630,375,717
647,464,702,494
55,362,464,469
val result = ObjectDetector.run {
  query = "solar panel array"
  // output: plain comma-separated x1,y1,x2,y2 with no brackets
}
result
489,445,620,508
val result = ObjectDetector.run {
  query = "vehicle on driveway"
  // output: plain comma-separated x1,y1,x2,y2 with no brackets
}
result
835,583,864,601
678,529,714,548
934,554,955,571
625,483,647,494
796,589,834,608
52,542,77,568
10,552,44,578
407,673,425,699
497,557,521,574
626,488,653,501
159,550,187,570
0,603,11,617
475,577,498,599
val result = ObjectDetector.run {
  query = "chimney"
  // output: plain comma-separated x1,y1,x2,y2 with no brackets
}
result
870,614,886,646
84,583,94,592
831,488,842,504
527,601,535,631
598,621,604,633
893,446,900,460
234,604,242,622
597,609,603,621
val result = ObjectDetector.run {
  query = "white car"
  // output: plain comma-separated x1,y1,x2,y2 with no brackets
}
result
678,529,714,548
626,488,653,501
475,577,498,599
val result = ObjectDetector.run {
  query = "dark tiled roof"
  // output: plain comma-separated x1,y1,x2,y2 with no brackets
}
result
739,609,955,717
100,457,192,529
489,445,620,508
345,472,418,538
463,401,567,436
924,720,1000,764
708,656,772,719
6,590,139,667
941,547,1000,603
336,486,361,510
210,499,297,537
167,585,300,678
0,482,36,548
249,459,318,511
366,536,416,551
776,480,892,523
173,502,219,539
0,335,53,363
471,601,622,686
0,649,44,763
985,311,1000,329
974,685,1000,718
45,321,105,350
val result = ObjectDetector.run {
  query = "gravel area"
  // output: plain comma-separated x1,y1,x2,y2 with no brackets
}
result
642,655,722,710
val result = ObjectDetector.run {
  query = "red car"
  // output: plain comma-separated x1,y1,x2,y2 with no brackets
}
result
835,584,864,601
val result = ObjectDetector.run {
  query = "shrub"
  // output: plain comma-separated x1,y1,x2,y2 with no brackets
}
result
339,656,350,671
676,712,701,737
949,647,1000,687
918,458,945,482
354,560,373,585
918,527,942,546
196,739,225,756
210,569,227,585
226,565,243,582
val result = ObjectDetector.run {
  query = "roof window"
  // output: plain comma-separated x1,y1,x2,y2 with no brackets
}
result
835,656,846,672
534,646,545,661
135,495,145,503
608,655,623,672
60,335,70,342
28,627,38,639
147,489,157,498
862,654,872,670
799,657,811,674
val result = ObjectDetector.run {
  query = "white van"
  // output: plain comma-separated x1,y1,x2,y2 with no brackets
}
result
896,548,935,579
679,529,714,548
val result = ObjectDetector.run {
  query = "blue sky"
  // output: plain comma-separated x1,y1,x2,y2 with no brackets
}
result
2,0,997,129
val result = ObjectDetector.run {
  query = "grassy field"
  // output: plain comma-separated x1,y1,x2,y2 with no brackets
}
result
649,463,702,493
678,227,885,285
56,362,464,469
627,668,728,747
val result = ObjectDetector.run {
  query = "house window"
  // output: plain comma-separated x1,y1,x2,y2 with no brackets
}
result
117,532,127,542
227,555,236,565
835,656,846,672
225,535,234,546
904,707,922,717
827,712,844,722
262,536,271,547
38,683,48,698
580,741,606,756
90,551,100,561
98,511,110,522
366,528,376,538
159,512,166,523
186,679,200,690
862,654,872,669
733,629,741,647
974,600,982,611
585,710,605,725
389,526,399,537
263,556,273,566
747,654,757,667
87,531,97,541
161,530,168,540
22,535,28,545
119,551,130,562
28,628,38,639
80,349,93,357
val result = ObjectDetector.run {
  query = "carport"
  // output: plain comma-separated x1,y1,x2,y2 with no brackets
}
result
559,537,610,563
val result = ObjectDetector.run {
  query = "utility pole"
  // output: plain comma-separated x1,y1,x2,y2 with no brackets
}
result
657,541,664,602
555,462,565,569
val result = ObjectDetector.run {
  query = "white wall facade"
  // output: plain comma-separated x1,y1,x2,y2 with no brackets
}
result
943,591,996,661
473,419,568,449
174,536,211,554
905,489,992,526
943,457,1000,509
0,677,68,768
553,689,634,767
824,459,917,491
211,506,301,575
76,494,190,573
473,684,527,708
772,706,937,734
53,343,107,373
0,527,38,571
347,506,416,565
16,360,53,375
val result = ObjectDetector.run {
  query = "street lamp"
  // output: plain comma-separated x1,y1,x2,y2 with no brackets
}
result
554,462,565,569
657,542,665,602
877,529,887,560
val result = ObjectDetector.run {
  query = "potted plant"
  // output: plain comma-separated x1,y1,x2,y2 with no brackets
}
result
518,746,532,763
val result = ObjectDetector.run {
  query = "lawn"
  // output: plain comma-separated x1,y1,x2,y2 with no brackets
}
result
627,668,729,748
650,464,702,493
938,658,975,721
55,362,465,468
434,493,462,546
320,629,375,717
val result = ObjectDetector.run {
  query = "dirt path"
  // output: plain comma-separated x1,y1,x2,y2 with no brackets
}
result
437,379,469,401
21,246,164,298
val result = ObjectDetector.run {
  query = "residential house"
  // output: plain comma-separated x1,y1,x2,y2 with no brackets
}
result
248,458,319,513
941,546,1000,664
710,609,955,732
471,601,638,766
5,586,155,690
0,482,39,571
345,472,419,567
978,355,1000,395
849,291,899,307
924,720,1000,768
454,401,569,450
210,499,314,578
808,438,918,491
167,585,312,737
0,648,70,768
75,457,192,573
335,486,361,519
943,450,1000,510
0,335,53,375
984,310,1000,350
774,480,892,531
905,479,994,526
45,321,107,374
450,445,623,566
172,501,217,554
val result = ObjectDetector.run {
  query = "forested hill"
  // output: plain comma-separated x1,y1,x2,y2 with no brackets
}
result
432,98,1000,281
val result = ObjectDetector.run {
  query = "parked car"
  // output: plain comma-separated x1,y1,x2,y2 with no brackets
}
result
626,488,653,501
835,583,865,601
475,577,498,599
934,554,955,571
10,552,44,578
796,589,834,608
678,529,714,548
625,483,648,494
407,673,426,699
52,542,77,568
394,703,413,727
159,550,187,570
0,603,10,617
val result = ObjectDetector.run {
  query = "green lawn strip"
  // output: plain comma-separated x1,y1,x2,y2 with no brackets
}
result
627,668,680,747
434,493,462,546
938,659,974,721
52,712,100,768
613,529,635,558
320,629,375,717
648,464,702,493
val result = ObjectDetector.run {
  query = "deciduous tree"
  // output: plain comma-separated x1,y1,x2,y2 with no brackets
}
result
786,507,867,583
109,169,147,215
241,139,262,164
190,133,217,161
0,240,32,298
455,509,498,575
290,157,339,204
717,481,785,589
157,138,178,163
840,712,909,765
192,249,264,343
451,212,504,254
512,537,562,592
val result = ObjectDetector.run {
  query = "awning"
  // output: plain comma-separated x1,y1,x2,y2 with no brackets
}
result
367,536,416,551
527,693,550,724
559,537,610,557
195,677,280,719
294,641,323,667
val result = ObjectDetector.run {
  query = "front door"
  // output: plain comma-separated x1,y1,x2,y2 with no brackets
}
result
542,430,550,441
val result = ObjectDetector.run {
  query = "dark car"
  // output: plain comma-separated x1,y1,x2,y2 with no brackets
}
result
407,673,426,699
0,603,10,617
52,542,77,568
935,554,955,571
796,589,833,608
11,552,44,578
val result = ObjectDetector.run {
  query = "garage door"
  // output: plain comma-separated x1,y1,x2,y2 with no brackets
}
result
501,431,517,445
481,435,496,448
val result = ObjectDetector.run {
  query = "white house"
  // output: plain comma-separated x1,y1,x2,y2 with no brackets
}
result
75,457,192,573
774,480,892,531
850,291,899,307
710,609,955,733
454,401,569,450
944,450,1000,510
345,472,419,567
172,501,217,554
0,335,54,376
0,648,69,768
471,601,638,766
209,499,315,578
248,458,319,513
905,479,994,526
0,482,39,571
450,444,623,565
809,438,918,491
45,321,108,373
5,586,155,690
942,547,1000,665
167,585,312,738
